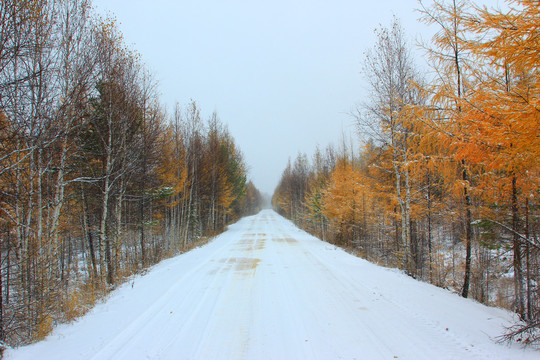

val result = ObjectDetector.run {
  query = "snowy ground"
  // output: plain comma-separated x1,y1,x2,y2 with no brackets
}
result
8,210,538,360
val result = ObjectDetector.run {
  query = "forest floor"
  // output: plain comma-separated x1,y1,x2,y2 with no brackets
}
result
7,210,538,359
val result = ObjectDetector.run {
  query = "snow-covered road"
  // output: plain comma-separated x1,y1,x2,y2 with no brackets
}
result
8,210,538,359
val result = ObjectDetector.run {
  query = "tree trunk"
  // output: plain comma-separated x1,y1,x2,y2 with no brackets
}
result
512,175,525,319
81,182,98,280
101,177,112,285
404,167,413,275
49,139,68,257
0,238,4,342
427,171,433,282
461,160,472,298
140,193,146,267
525,197,531,320
114,190,124,279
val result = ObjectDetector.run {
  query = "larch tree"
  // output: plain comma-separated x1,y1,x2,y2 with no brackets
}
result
322,157,366,248
419,0,476,298
458,0,540,321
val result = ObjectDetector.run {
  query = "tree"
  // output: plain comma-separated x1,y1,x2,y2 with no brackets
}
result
273,154,310,224
419,0,477,297
457,0,540,320
0,0,254,346
322,158,365,248
355,18,423,275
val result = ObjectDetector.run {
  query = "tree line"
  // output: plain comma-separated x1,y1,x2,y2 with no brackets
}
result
0,0,262,346
273,0,539,345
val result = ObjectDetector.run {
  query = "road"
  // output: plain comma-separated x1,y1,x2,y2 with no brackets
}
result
8,210,536,359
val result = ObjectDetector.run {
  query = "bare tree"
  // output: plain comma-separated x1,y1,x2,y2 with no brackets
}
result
355,18,422,276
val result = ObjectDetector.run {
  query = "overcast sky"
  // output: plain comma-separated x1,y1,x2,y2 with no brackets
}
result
91,0,501,195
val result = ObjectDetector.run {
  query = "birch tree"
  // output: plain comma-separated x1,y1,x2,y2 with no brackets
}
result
355,18,422,275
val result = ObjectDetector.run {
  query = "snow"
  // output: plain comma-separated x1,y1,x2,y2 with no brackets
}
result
7,210,539,360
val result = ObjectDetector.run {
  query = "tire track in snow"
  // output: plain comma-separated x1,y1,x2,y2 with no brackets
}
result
88,236,236,360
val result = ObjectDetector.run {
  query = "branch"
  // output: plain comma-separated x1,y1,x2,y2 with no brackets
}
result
64,176,103,184
497,321,540,348
480,218,540,250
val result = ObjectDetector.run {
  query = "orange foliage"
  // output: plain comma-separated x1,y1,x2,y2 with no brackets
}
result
322,159,368,239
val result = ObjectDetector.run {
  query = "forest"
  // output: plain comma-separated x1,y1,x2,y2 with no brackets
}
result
273,0,539,345
0,0,263,346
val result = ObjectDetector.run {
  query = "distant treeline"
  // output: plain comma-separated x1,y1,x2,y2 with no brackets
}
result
0,0,262,346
